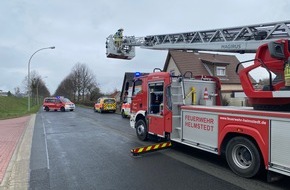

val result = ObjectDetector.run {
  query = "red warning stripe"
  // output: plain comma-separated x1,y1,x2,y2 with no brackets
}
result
131,142,172,156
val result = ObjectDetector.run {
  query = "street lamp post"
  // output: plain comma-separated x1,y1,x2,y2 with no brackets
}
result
28,47,55,112
36,76,48,105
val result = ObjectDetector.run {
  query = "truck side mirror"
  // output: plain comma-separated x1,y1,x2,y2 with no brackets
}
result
268,41,285,59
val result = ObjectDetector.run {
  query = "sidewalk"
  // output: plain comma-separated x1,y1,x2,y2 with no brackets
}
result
0,115,35,190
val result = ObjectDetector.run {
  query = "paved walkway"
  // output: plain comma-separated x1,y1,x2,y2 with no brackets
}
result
0,115,33,190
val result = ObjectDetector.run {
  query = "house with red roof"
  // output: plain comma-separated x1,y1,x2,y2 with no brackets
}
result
163,50,256,106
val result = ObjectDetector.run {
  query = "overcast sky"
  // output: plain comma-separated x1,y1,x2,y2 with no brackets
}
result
1,0,289,94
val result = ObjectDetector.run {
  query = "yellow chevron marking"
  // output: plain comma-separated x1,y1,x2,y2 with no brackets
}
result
138,148,144,153
153,145,160,149
146,146,152,151
103,103,116,110
161,143,167,148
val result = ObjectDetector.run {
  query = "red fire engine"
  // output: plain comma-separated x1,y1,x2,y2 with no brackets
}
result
106,21,290,178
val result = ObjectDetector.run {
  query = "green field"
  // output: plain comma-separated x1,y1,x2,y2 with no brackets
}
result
0,96,40,120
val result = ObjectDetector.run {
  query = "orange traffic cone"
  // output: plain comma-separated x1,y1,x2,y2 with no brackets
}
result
203,88,209,100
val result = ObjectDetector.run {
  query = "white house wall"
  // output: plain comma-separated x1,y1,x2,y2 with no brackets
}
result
167,57,181,76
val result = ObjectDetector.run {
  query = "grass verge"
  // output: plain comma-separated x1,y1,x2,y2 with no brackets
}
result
0,96,41,120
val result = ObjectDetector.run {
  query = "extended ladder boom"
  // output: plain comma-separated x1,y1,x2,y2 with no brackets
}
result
106,20,290,59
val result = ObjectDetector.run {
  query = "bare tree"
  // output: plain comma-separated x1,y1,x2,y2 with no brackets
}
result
71,63,97,101
80,64,93,100
54,74,75,100
70,63,82,101
14,87,21,96
37,79,50,97
22,71,51,104
87,82,101,101
54,63,100,103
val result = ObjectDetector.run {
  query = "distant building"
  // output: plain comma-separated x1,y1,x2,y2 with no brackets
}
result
0,90,8,97
110,91,121,103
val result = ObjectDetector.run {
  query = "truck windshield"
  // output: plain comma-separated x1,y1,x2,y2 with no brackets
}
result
61,98,71,103
132,79,142,96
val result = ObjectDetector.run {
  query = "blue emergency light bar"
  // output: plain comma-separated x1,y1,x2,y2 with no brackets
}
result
135,72,141,77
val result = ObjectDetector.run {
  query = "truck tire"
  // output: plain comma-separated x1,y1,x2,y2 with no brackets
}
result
45,107,49,112
61,107,65,112
135,119,148,141
226,136,261,178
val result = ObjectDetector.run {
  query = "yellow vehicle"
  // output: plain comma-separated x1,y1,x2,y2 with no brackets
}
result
94,97,116,113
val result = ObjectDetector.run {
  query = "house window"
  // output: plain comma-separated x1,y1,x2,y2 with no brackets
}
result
170,69,175,76
216,66,226,76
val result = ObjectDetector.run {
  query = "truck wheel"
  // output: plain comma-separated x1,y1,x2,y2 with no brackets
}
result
135,119,148,141
121,110,126,118
226,136,261,178
45,107,49,112
61,107,65,112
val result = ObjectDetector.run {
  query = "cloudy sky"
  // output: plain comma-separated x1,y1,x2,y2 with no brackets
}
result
1,0,289,94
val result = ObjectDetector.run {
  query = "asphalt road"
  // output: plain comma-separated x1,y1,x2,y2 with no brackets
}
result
29,107,290,190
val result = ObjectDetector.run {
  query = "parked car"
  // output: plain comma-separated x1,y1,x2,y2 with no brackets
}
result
94,97,116,113
43,96,75,112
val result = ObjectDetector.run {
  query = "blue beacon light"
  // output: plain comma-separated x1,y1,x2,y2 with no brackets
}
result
135,72,141,77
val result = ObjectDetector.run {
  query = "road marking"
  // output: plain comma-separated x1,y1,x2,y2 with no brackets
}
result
41,117,50,170
46,119,51,124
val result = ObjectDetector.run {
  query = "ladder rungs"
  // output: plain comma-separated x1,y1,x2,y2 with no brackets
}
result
142,21,290,53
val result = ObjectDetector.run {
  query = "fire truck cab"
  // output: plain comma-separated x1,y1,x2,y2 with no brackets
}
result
130,70,221,141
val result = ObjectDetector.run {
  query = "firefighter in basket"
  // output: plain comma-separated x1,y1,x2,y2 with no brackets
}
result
114,28,123,48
